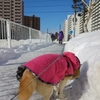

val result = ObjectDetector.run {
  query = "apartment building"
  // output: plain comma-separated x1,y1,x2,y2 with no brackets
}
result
63,0,100,42
0,0,24,24
92,0,100,31
63,14,80,41
79,0,100,33
63,20,68,41
79,10,91,33
23,15,40,30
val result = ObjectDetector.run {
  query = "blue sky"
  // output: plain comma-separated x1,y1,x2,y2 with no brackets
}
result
23,0,74,33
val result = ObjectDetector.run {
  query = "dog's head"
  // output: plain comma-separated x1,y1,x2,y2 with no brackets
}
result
72,67,81,79
16,65,26,81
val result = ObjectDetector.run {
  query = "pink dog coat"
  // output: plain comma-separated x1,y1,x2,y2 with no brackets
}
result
24,52,80,85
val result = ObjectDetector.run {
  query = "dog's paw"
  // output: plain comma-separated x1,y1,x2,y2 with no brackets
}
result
55,99,61,100
57,94,66,99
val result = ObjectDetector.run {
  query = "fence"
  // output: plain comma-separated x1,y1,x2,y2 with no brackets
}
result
0,17,51,48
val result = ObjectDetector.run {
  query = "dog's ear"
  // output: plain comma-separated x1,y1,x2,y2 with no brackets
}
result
16,65,26,81
18,65,25,70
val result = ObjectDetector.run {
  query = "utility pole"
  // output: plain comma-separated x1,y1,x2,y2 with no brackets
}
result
59,24,61,32
47,28,48,33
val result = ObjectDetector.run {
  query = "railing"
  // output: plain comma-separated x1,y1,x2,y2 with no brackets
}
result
0,17,51,48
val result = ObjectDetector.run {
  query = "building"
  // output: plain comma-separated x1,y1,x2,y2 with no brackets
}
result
23,15,40,30
63,0,100,42
63,14,80,41
78,0,100,33
63,20,68,41
91,0,100,31
0,0,40,30
0,0,24,24
79,10,91,33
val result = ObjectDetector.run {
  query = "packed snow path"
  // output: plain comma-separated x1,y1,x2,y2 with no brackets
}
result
0,43,64,100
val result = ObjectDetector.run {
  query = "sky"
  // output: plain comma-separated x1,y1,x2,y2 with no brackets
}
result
23,0,74,33
0,30,100,99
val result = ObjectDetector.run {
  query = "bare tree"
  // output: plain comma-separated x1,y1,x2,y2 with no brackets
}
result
72,0,87,33
72,0,83,36
82,0,96,32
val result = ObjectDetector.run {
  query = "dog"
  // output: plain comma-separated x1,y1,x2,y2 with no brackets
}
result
16,52,81,100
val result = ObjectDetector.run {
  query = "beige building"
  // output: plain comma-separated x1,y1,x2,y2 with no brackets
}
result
0,0,24,24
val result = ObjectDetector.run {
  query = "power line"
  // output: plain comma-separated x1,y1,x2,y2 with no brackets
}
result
25,5,70,7
24,11,73,13
38,6,72,19
24,0,70,2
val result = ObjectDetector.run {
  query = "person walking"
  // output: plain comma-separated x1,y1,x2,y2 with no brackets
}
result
58,31,64,44
55,32,58,41
51,33,55,42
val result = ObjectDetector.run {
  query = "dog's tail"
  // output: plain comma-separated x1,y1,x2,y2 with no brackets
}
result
16,65,26,81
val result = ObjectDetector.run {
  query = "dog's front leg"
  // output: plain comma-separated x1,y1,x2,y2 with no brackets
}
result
58,77,69,99
53,85,59,96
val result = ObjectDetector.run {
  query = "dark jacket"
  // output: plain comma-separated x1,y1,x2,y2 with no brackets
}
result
58,31,64,41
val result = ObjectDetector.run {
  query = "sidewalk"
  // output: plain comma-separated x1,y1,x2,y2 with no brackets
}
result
0,43,64,100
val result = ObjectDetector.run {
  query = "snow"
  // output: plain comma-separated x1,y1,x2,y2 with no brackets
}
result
64,30,100,100
0,30,100,100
